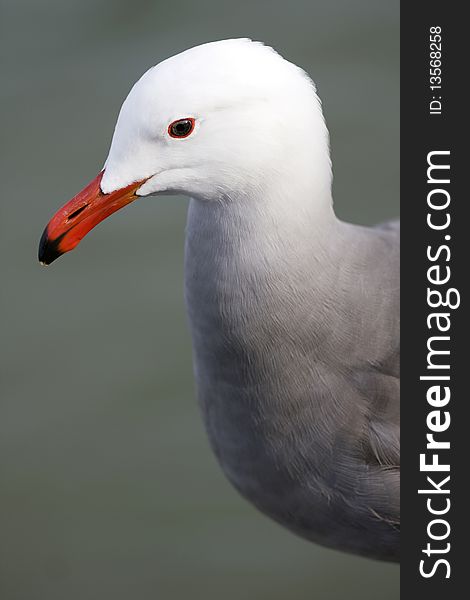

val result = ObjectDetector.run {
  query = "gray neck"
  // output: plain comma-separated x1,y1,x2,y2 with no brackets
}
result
183,185,360,501
184,185,344,397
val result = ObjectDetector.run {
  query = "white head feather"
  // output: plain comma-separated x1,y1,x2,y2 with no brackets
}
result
101,39,332,212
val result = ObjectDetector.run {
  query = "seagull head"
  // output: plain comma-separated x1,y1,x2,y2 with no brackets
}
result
39,39,331,265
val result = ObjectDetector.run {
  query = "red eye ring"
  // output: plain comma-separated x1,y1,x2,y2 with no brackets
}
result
168,118,196,139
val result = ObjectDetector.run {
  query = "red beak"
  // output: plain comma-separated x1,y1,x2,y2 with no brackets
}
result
38,171,146,265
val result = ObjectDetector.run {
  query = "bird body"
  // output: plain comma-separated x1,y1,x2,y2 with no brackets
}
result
186,201,399,561
39,39,400,561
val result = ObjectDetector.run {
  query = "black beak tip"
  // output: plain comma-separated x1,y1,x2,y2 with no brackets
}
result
38,227,62,266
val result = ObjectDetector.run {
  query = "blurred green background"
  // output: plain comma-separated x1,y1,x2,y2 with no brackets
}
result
1,0,399,598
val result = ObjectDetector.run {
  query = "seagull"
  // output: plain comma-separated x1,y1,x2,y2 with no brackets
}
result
38,39,400,562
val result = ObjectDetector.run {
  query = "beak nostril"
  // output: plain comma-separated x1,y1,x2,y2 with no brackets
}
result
67,204,88,222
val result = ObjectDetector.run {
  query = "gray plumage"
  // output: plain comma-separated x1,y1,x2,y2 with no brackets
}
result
185,202,399,562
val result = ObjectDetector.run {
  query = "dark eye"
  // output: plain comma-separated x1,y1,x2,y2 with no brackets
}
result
168,118,195,138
